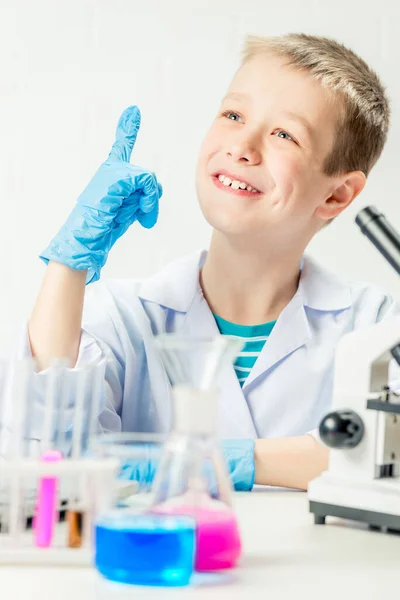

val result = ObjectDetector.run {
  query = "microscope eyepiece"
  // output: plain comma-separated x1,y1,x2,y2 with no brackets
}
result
356,206,400,276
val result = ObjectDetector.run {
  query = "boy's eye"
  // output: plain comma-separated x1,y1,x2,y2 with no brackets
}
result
274,129,295,143
221,110,243,123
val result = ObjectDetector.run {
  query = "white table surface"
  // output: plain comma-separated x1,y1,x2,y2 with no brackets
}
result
1,488,400,600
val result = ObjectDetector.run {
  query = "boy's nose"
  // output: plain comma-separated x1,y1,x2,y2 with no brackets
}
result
226,139,262,165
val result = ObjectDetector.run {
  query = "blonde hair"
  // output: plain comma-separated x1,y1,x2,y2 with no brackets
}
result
242,33,390,177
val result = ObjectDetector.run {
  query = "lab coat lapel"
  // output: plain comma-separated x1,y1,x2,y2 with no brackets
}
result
243,292,312,388
183,291,258,438
243,254,352,389
139,252,257,438
132,293,173,432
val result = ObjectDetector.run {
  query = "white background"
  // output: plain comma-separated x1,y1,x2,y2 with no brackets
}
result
1,0,400,355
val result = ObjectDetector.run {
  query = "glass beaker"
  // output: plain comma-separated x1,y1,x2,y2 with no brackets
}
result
153,335,243,571
91,433,196,587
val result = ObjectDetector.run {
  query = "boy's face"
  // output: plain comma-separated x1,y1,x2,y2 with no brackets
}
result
196,53,345,241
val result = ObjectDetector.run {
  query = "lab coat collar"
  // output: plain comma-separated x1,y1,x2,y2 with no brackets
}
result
138,250,352,313
138,250,352,436
139,256,258,437
297,255,352,311
138,250,207,312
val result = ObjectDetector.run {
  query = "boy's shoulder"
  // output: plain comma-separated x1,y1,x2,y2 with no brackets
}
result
301,255,398,325
86,250,205,311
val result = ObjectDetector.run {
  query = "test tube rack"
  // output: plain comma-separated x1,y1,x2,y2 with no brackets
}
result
0,356,117,566
0,455,119,566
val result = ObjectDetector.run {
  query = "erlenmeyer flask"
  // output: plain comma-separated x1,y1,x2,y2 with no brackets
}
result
152,335,244,572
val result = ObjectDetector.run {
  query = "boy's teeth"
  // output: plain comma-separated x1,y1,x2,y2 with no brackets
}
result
218,174,258,192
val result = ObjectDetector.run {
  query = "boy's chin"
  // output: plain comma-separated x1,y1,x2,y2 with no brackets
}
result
197,193,282,238
201,209,271,238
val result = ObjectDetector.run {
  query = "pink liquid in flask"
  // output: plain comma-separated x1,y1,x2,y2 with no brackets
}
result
154,504,242,571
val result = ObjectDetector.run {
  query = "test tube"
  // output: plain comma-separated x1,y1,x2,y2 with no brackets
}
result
8,359,32,540
34,449,62,548
71,367,89,459
66,366,90,547
79,364,104,547
89,363,105,440
41,360,60,452
37,359,68,546
79,471,92,549
54,359,71,456
22,358,38,459
67,508,84,548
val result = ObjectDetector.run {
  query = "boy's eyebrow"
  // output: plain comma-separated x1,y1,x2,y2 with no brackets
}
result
281,111,314,139
222,92,249,102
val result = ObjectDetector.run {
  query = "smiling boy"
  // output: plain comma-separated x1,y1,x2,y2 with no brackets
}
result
25,33,393,490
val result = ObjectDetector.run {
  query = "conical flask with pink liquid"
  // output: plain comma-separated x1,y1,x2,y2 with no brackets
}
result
152,335,243,572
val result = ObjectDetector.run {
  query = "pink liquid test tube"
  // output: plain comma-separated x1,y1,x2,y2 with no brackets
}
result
34,450,63,547
154,505,242,571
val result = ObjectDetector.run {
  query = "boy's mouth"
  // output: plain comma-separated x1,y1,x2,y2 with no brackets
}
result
211,172,262,197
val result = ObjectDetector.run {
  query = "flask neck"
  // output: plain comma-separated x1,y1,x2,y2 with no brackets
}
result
173,385,218,435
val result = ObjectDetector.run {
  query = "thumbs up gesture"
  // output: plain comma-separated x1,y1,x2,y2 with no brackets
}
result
40,106,163,284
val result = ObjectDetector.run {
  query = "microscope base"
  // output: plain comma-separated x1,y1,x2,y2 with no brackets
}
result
308,474,400,532
309,500,400,531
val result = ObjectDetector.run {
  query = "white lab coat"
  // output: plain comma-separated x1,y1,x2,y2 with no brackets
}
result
15,250,397,444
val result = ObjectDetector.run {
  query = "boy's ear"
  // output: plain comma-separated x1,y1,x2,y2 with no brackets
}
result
316,171,366,220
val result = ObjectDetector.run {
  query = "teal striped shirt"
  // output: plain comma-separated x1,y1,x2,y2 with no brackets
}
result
213,314,276,387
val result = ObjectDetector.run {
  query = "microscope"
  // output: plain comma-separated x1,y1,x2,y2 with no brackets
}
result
308,206,400,532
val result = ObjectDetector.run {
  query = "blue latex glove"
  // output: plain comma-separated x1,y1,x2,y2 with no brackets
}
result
40,106,162,284
119,439,255,493
222,439,255,492
118,443,161,488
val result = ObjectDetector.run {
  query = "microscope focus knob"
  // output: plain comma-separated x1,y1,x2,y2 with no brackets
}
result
319,410,364,449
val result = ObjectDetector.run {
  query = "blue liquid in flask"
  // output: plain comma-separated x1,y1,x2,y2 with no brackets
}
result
95,513,196,586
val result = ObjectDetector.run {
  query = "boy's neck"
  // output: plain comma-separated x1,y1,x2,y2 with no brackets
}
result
200,230,304,325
